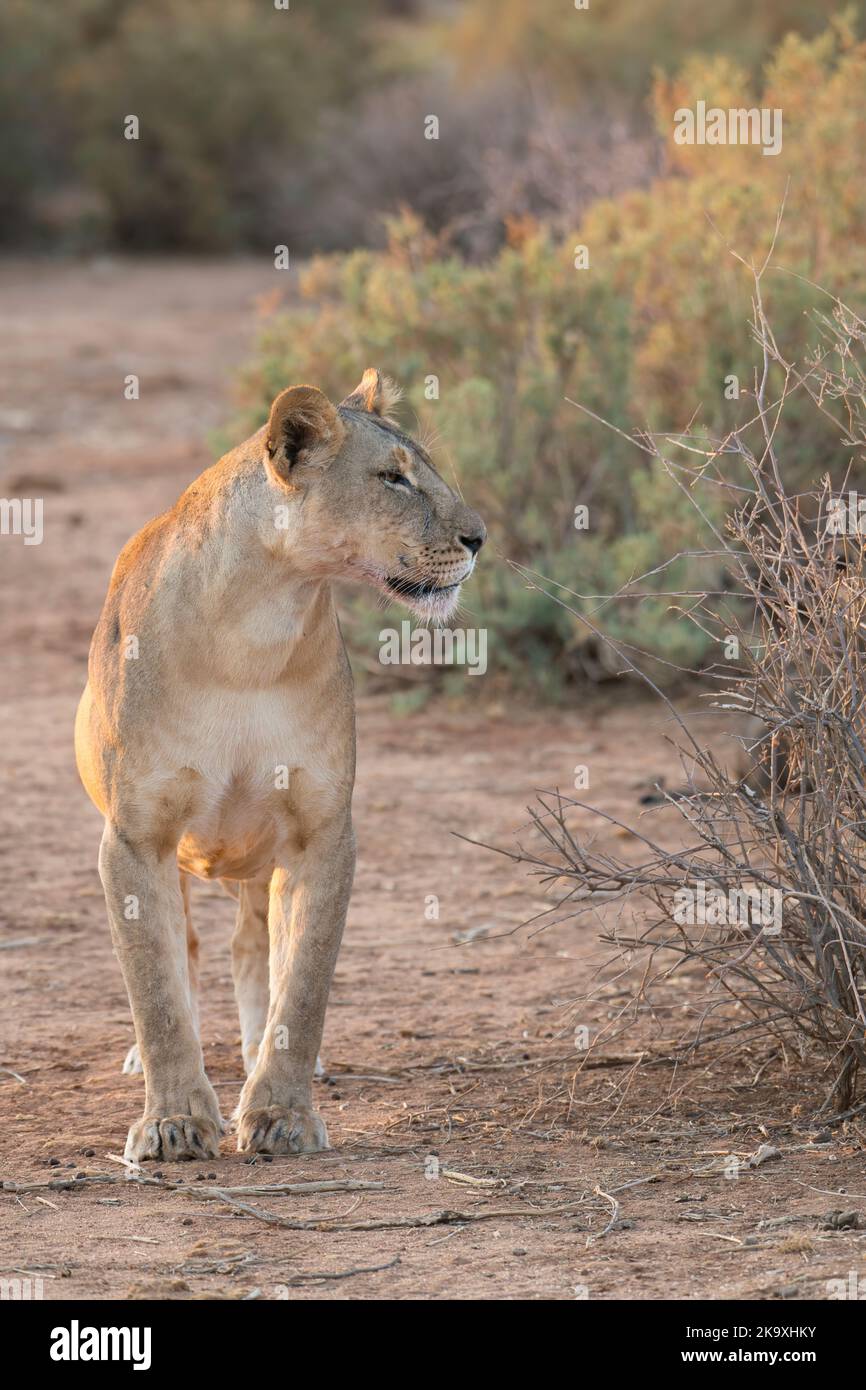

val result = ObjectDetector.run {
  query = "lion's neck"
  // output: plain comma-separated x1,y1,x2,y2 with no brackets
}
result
175,460,344,683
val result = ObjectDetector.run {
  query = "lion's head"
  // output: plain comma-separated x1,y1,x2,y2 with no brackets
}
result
258,369,486,620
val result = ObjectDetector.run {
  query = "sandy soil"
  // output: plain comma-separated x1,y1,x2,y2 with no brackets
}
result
1,258,865,1302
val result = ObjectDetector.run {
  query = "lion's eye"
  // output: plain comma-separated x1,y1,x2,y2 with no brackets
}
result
379,470,411,489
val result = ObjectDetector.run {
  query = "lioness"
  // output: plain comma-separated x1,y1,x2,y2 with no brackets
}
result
75,369,485,1161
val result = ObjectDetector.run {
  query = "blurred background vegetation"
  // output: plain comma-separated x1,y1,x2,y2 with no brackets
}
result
5,0,864,693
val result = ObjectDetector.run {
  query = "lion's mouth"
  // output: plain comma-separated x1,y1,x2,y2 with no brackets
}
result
383,576,460,601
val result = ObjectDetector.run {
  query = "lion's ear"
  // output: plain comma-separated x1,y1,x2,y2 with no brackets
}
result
340,368,401,420
265,386,345,480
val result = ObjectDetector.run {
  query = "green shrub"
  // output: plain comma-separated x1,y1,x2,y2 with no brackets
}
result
0,1,74,238
68,0,375,249
0,0,382,249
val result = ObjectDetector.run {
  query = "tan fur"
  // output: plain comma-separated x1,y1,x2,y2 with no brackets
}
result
75,371,485,1160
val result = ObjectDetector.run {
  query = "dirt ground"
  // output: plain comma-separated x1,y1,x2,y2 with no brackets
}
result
2,258,865,1302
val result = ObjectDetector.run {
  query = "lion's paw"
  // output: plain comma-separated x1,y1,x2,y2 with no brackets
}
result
125,1113,222,1162
236,1104,328,1155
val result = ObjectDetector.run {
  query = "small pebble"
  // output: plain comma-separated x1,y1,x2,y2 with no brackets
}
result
82,1148,95,1157
48,1157,60,1167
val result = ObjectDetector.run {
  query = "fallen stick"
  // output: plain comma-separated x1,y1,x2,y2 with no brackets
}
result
407,1046,683,1077
91,1235,160,1244
193,1190,592,1232
587,1185,620,1243
164,1179,384,1197
283,1256,401,1286
441,1169,502,1188
608,1175,664,1194
323,1073,402,1085
2,1176,384,1197
104,1152,141,1174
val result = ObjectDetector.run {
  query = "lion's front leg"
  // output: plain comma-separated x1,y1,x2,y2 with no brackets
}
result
235,816,354,1154
99,825,222,1161
123,870,200,1075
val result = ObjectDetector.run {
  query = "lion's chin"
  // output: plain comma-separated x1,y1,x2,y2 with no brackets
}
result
379,574,462,623
401,585,461,623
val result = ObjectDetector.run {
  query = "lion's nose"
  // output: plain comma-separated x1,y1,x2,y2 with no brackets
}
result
459,528,485,556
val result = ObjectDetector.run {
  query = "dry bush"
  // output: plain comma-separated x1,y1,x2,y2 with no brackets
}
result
493,254,866,1113
292,75,655,258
